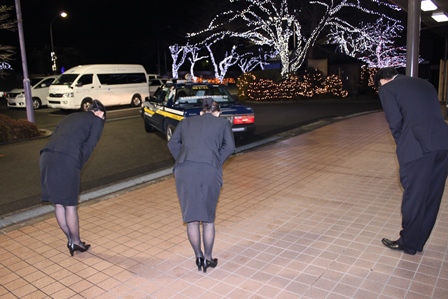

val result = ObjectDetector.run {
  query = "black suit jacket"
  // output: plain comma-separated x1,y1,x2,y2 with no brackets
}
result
379,74,448,165
167,113,236,170
41,112,104,168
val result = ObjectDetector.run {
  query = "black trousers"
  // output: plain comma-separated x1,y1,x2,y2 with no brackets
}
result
398,150,448,254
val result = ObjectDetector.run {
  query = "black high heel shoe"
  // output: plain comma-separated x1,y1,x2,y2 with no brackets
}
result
203,258,218,273
69,241,91,256
195,257,204,271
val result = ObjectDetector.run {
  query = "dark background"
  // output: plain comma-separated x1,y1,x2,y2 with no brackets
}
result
1,0,447,85
2,0,212,76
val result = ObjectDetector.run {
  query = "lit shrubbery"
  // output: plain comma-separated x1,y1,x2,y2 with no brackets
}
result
314,74,349,98
0,114,41,143
236,72,257,101
193,77,236,85
360,66,379,94
237,69,349,101
204,78,236,85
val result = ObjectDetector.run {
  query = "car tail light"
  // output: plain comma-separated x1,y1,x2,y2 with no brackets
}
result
233,114,255,125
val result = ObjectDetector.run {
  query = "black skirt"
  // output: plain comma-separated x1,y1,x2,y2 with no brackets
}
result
174,161,222,223
40,151,80,206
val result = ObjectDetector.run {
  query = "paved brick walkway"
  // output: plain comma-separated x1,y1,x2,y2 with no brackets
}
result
1,112,447,298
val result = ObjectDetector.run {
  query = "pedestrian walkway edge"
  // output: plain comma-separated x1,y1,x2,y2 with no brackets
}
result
0,110,381,231
0,168,174,231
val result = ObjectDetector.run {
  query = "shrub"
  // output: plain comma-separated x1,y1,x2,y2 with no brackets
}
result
360,66,379,94
237,70,283,101
251,69,283,81
0,114,41,143
237,68,349,101
236,72,257,101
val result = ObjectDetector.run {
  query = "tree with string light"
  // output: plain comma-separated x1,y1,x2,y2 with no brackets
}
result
169,43,193,79
327,17,410,68
189,30,241,83
327,16,424,92
205,43,241,83
238,48,277,73
0,5,16,77
169,41,244,82
187,45,208,81
187,0,401,77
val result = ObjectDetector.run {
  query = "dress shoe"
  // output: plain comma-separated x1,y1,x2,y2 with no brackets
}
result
381,238,402,251
203,258,218,273
195,257,204,271
69,241,91,256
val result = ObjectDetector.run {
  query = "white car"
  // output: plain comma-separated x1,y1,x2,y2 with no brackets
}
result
0,91,7,100
148,78,167,96
7,75,57,110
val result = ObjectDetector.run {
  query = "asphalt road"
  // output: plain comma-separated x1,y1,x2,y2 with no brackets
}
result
0,95,383,217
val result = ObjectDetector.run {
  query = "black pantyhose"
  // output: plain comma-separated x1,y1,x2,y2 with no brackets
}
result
187,221,203,258
186,221,216,261
202,222,215,261
54,204,86,248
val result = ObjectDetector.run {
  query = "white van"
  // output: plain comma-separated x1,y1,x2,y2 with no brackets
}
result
47,64,149,111
7,75,57,109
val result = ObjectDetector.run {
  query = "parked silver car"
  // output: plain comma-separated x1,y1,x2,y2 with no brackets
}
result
7,76,57,109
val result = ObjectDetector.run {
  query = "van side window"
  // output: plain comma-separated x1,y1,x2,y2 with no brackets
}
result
78,74,93,85
97,73,146,85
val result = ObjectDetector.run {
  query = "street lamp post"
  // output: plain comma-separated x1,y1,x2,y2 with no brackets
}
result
14,0,34,123
50,12,67,73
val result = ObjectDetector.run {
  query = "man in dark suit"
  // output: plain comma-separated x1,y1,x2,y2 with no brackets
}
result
375,68,448,255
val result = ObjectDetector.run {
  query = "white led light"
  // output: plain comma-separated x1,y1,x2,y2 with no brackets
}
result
421,0,437,12
431,12,448,22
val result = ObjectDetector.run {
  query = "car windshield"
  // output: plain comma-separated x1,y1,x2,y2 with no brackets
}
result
52,74,79,85
30,78,44,86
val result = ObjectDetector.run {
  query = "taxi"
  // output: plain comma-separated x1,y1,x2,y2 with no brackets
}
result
141,82,255,141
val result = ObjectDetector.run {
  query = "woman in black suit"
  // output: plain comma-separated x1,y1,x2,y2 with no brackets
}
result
40,100,106,256
168,98,235,272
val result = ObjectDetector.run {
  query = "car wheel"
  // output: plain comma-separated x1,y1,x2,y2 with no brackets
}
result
166,124,175,141
80,98,93,112
131,94,142,107
144,119,155,133
32,98,41,110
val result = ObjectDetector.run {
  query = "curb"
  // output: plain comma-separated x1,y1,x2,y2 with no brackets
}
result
0,168,173,231
0,110,381,231
0,129,52,146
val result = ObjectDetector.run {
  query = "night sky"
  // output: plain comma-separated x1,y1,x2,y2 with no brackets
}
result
3,0,205,75
2,0,446,80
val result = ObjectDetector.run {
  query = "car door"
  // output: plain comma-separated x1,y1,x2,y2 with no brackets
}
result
73,74,97,104
146,87,170,132
33,77,56,106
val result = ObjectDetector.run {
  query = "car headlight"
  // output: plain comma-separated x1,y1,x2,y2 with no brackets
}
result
62,92,74,98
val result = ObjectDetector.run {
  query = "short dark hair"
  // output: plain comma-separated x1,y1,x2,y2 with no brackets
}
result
201,97,220,113
89,99,107,119
374,67,399,89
